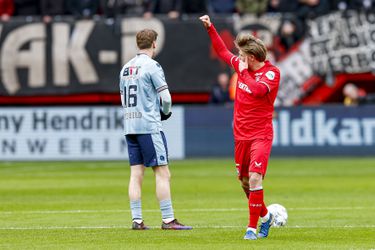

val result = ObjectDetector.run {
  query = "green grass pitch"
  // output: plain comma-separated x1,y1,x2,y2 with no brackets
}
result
1,158,375,249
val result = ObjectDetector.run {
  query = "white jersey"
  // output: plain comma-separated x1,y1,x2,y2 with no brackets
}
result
120,53,168,135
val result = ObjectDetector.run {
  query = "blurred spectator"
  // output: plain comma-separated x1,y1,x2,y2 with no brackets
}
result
40,0,65,23
101,0,118,18
143,0,180,19
210,72,232,104
66,0,99,18
329,0,374,10
349,0,374,10
297,0,331,19
181,0,207,14
343,83,375,105
101,0,145,17
14,0,39,16
236,0,268,15
343,83,361,106
207,0,235,14
277,13,304,51
342,83,375,105
229,73,237,101
0,0,14,21
267,0,298,13
331,0,350,10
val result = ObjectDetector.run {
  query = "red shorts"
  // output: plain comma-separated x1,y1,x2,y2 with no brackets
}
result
234,139,273,179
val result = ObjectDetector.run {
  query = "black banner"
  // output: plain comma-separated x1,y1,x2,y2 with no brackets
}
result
0,17,234,96
6,13,374,105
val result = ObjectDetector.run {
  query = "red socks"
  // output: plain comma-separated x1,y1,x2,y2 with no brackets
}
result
248,189,263,228
260,201,268,218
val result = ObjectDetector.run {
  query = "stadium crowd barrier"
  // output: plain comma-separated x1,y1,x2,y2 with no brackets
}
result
186,105,375,157
1,105,374,161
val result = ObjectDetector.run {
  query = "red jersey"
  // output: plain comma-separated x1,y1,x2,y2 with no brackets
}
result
207,24,280,141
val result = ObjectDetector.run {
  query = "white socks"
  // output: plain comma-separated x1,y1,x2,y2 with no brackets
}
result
133,219,143,224
162,218,175,223
246,227,256,234
261,211,270,223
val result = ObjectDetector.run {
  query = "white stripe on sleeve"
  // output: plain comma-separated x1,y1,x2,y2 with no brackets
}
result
159,88,172,114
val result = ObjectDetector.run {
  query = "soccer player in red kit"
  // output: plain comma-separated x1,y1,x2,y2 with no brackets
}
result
199,15,280,240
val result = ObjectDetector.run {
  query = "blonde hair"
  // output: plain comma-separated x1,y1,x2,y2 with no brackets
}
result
136,29,158,49
235,33,267,62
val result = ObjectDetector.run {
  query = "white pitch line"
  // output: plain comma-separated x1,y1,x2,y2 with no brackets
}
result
1,225,375,230
288,207,372,211
0,207,372,215
0,208,245,215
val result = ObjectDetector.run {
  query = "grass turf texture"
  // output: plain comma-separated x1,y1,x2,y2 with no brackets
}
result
0,158,375,249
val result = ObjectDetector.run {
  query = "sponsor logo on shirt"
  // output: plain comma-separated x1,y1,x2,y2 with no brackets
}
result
265,71,275,80
123,66,141,79
238,82,252,94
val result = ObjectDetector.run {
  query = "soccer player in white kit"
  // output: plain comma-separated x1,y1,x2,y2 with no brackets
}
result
120,29,192,230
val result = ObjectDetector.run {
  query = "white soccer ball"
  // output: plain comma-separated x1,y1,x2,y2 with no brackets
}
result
267,204,288,227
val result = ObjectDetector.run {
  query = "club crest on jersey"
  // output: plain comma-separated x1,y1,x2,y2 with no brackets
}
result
254,72,263,82
265,71,275,80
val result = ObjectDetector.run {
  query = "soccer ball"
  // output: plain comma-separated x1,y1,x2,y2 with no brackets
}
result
267,204,288,227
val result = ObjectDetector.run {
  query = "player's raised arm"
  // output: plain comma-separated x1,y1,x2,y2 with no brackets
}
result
199,15,239,71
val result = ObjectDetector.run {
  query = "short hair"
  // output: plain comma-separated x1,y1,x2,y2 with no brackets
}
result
136,29,158,50
235,33,267,62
